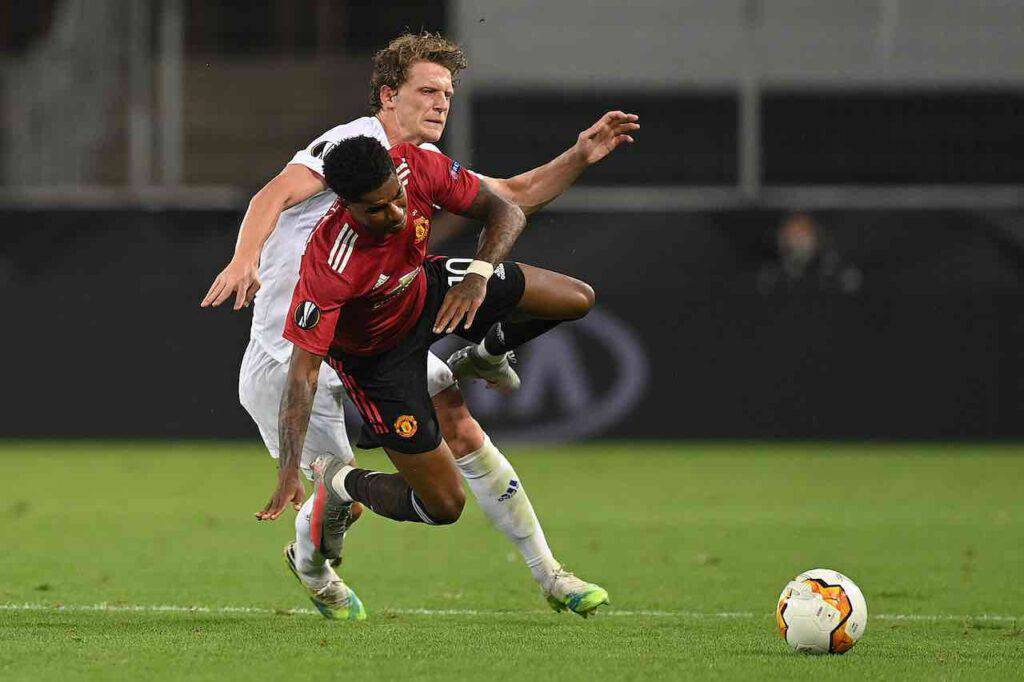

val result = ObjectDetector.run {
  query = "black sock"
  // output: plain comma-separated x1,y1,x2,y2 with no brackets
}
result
482,319,563,356
343,469,439,524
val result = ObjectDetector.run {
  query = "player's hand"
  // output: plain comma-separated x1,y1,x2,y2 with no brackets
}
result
573,111,639,166
255,471,305,521
201,258,261,310
434,273,488,334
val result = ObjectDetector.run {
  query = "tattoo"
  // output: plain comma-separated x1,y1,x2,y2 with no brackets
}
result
463,181,527,265
278,351,320,476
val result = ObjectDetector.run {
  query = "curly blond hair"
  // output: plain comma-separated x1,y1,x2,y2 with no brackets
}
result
369,32,468,113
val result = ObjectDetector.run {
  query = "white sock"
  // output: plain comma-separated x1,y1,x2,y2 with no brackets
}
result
475,337,506,365
456,436,560,585
294,493,331,584
326,463,355,502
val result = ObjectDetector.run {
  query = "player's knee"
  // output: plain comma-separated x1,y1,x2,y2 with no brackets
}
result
434,386,486,456
429,488,466,525
445,415,486,458
566,279,596,320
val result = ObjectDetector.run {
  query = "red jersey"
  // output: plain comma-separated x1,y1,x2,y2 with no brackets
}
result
283,143,480,356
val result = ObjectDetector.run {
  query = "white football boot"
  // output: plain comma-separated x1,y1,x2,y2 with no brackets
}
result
542,566,610,618
284,542,366,621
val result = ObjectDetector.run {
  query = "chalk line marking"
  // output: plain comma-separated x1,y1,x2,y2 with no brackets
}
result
0,602,1019,623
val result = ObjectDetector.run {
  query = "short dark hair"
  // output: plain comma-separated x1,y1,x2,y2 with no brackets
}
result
322,136,395,203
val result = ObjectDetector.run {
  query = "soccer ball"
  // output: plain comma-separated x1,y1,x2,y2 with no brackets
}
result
775,568,867,654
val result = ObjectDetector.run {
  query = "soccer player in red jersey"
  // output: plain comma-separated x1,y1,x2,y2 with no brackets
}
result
265,134,590,517
259,135,609,613
206,33,636,618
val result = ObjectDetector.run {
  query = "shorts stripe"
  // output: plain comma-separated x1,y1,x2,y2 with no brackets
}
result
347,382,385,434
327,359,372,427
336,372,374,428
332,364,388,435
336,366,386,428
350,379,388,434
338,374,373,430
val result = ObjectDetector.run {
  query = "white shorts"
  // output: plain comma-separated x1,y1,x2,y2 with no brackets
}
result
238,338,456,474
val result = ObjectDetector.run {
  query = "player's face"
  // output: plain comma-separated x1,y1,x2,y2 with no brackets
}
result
392,61,453,143
350,174,407,237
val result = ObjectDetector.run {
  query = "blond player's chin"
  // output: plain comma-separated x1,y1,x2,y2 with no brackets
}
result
421,125,444,142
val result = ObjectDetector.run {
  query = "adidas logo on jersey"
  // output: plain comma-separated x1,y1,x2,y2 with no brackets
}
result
498,479,519,502
494,264,506,280
372,274,390,290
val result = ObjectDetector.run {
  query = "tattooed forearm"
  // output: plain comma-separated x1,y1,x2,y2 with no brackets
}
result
277,348,322,477
464,182,527,265
475,202,525,264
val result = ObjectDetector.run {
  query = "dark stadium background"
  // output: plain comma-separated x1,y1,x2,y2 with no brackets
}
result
4,7,1023,680
2,0,1023,441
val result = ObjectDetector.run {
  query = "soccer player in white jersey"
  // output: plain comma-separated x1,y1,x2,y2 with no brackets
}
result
201,32,638,620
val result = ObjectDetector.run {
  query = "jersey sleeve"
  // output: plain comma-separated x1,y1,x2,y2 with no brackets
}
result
282,246,352,356
289,119,386,179
412,146,481,215
289,132,338,179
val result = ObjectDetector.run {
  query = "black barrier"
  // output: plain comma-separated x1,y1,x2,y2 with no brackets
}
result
2,208,1023,439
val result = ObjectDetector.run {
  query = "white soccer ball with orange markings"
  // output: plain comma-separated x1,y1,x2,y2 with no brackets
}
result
775,568,867,654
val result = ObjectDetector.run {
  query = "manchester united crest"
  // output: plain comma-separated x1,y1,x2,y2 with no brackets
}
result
394,414,418,438
413,216,430,244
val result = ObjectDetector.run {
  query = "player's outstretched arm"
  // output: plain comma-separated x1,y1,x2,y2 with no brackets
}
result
255,346,322,521
201,164,327,310
484,110,639,215
433,182,526,333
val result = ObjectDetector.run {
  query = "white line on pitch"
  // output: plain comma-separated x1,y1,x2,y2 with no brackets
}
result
0,602,1020,623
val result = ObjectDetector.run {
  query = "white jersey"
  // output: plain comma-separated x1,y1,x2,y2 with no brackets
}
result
249,116,439,362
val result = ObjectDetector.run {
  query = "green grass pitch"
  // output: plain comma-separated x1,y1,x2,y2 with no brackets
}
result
1,441,1022,680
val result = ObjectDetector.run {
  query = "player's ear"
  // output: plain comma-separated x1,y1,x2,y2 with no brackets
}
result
380,85,397,109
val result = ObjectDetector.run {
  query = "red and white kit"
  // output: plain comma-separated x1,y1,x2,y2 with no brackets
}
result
284,142,525,454
237,119,456,471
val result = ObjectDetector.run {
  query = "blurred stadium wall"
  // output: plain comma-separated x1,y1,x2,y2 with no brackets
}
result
2,1,1023,440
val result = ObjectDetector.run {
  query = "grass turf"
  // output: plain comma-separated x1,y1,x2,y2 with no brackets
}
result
0,441,1021,680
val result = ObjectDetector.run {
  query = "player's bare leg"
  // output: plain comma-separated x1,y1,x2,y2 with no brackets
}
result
434,384,609,617
516,263,596,319
382,442,466,524
449,263,595,391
